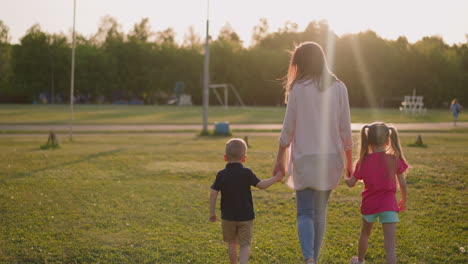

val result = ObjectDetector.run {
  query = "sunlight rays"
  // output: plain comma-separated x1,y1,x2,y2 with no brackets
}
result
349,36,380,120
318,29,336,189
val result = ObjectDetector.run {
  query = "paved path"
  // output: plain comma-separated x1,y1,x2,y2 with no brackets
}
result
1,122,467,132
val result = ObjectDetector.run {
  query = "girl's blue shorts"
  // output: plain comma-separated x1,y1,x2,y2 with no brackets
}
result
363,211,399,224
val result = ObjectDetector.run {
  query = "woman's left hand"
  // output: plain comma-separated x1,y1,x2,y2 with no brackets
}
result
273,160,285,178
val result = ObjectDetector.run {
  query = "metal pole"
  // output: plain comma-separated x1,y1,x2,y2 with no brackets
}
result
51,60,54,104
69,0,76,140
202,0,210,134
224,86,228,109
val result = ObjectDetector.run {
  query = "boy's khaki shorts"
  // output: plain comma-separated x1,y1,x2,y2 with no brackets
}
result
222,220,253,246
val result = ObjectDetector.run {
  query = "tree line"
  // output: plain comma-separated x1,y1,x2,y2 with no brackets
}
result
0,17,467,107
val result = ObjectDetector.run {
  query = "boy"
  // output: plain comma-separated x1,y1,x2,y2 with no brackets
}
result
209,138,282,264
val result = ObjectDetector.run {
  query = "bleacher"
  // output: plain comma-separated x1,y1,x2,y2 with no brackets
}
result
399,92,427,115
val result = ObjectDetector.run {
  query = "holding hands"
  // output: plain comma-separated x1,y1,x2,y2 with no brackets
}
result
344,166,356,187
273,161,286,182
273,145,288,182
273,160,285,177
346,164,353,179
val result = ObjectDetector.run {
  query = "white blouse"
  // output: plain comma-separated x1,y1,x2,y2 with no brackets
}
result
279,79,353,191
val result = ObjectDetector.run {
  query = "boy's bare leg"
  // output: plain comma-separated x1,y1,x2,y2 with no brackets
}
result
382,223,397,264
358,218,374,262
228,242,238,264
239,245,250,264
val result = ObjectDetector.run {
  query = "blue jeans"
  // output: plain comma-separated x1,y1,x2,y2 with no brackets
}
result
296,189,332,262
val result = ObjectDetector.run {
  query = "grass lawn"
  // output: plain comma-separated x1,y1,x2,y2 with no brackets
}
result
1,133,466,263
1,104,465,124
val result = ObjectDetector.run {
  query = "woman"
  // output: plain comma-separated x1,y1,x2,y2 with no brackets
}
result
273,42,353,264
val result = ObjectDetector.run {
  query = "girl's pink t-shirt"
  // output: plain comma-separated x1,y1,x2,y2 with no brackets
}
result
353,152,408,215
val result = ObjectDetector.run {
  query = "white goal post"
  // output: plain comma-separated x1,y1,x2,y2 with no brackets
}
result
208,84,245,108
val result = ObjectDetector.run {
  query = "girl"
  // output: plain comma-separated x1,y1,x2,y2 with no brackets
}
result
273,42,353,264
345,122,408,264
450,99,462,126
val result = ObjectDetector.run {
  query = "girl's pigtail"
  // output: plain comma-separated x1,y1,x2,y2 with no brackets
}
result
389,126,406,162
357,125,369,169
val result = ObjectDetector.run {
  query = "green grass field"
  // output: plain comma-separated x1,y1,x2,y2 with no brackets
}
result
1,133,466,263
1,104,465,124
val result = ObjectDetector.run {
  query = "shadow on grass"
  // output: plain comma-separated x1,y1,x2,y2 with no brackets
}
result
161,135,202,146
196,130,232,139
3,148,125,182
77,111,154,122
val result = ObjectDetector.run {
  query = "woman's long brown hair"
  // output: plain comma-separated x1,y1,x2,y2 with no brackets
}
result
283,42,337,103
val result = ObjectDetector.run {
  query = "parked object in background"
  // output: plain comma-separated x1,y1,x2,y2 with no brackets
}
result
214,122,230,136
167,81,192,105
178,94,192,106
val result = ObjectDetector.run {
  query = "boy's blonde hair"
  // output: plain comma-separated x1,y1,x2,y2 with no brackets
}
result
225,138,247,161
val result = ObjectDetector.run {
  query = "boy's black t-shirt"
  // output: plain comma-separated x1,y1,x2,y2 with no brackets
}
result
211,163,261,221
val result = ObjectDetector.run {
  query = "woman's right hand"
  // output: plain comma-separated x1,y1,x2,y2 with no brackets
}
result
346,165,353,179
344,149,353,178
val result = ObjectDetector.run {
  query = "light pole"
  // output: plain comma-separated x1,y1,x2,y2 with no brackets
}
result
202,0,210,134
69,0,76,140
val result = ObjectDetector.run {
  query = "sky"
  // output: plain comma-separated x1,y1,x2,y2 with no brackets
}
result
1,0,467,46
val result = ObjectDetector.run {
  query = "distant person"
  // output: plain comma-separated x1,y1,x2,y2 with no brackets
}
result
209,138,282,264
273,42,353,264
345,122,408,264
450,99,462,126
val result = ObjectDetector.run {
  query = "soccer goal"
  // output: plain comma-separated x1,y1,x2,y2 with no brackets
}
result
208,84,245,108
